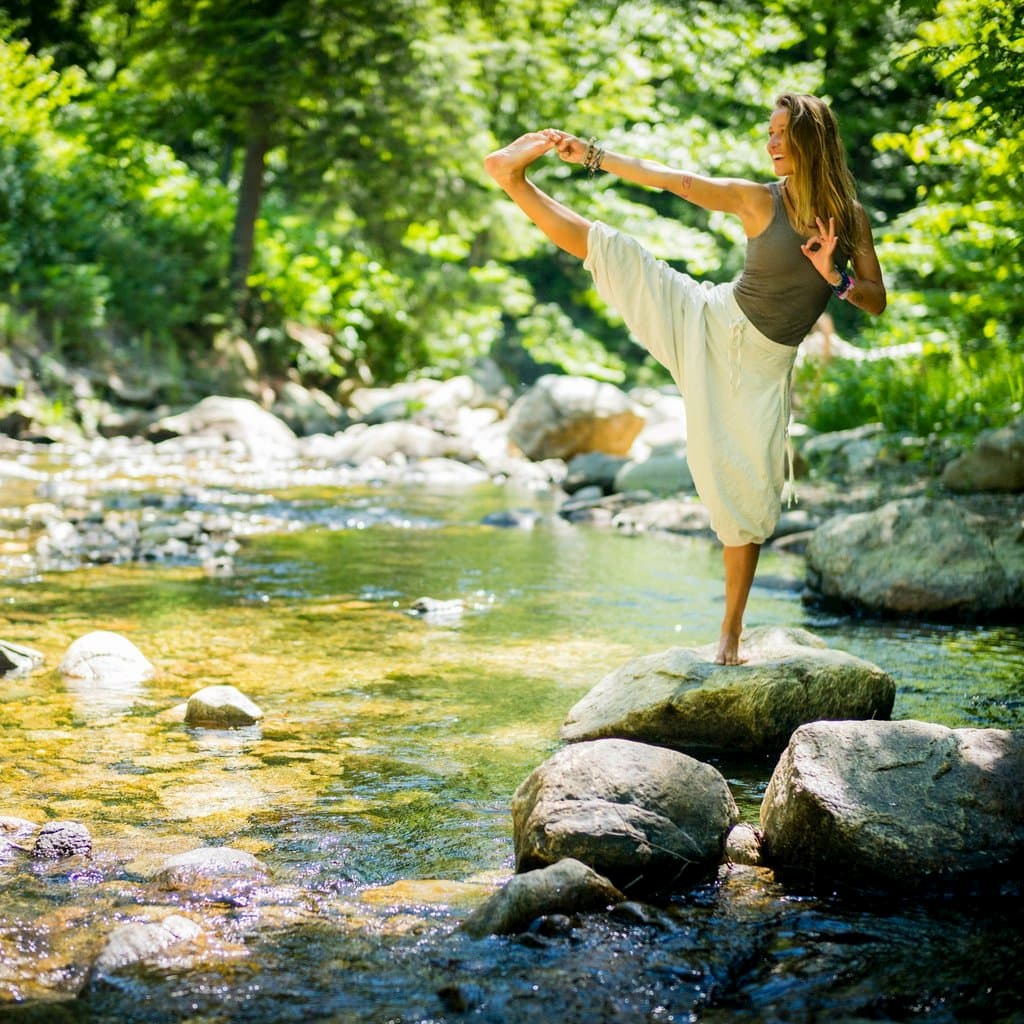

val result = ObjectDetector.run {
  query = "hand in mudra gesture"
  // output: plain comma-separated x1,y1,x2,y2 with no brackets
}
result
801,216,840,282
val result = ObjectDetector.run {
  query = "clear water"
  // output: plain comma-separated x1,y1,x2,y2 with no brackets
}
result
1,469,1022,1023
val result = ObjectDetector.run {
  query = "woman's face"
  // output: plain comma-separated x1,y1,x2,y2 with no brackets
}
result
767,107,795,177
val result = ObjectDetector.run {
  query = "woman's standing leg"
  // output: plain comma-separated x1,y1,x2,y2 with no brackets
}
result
484,134,591,260
718,542,760,664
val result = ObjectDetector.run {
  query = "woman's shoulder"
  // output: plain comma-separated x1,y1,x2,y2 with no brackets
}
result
738,180,778,238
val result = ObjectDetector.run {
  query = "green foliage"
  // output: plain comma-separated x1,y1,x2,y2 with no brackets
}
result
840,0,1024,434
907,0,1024,133
246,212,422,382
869,0,1024,353
514,303,626,383
796,345,1024,436
0,0,1020,442
0,35,231,353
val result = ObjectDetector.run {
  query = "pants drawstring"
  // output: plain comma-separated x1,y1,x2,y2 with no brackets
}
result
782,366,798,509
729,316,744,394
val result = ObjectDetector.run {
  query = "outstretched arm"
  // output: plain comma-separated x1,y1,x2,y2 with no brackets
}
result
544,130,767,234
483,133,591,260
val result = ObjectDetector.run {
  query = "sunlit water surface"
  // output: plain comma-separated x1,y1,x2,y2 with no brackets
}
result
1,474,1022,1023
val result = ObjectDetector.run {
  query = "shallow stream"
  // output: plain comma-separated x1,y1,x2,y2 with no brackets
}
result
1,458,1022,1023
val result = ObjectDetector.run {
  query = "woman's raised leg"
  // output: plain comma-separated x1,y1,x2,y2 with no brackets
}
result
484,133,591,260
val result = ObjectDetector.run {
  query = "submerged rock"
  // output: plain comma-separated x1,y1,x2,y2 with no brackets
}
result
611,498,712,536
512,738,737,895
563,451,629,495
272,380,346,437
326,421,469,464
184,685,264,728
91,914,203,977
152,846,268,892
725,824,764,867
462,858,624,938
800,423,886,478
437,982,487,1013
408,597,465,625
760,719,1024,889
1,816,38,859
805,497,1022,616
0,815,38,841
58,630,155,685
32,820,92,860
481,508,542,529
0,639,45,679
561,626,894,758
360,878,494,911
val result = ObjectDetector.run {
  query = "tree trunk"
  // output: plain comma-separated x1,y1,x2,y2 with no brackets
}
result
229,114,271,313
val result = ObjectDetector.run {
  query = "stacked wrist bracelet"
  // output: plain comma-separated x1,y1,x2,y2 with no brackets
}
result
831,267,855,301
582,137,606,176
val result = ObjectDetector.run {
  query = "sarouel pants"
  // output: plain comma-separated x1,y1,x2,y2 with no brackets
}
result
584,221,797,547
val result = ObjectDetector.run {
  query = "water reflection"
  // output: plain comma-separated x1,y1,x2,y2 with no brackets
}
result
61,675,146,719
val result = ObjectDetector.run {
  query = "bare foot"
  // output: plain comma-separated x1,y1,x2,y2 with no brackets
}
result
483,132,555,187
715,631,747,665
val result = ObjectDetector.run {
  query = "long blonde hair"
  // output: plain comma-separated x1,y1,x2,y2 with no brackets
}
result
775,93,861,259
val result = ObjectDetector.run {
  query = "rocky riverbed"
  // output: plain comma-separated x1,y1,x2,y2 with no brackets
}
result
1,369,1022,1021
3,370,1022,618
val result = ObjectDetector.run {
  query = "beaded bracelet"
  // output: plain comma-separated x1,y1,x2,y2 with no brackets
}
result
582,137,606,176
831,267,855,301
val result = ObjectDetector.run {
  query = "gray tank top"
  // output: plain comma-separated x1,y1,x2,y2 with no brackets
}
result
733,181,838,347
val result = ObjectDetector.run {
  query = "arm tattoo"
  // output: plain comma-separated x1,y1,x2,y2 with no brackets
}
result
680,173,694,193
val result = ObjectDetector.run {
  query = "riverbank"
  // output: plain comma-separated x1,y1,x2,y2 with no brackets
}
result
3,369,1022,620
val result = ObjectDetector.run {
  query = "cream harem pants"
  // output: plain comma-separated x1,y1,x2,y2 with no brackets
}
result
584,221,797,547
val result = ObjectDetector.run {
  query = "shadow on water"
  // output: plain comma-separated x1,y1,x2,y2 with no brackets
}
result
1,479,1022,1022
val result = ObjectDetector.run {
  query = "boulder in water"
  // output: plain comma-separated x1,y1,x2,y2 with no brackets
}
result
185,685,263,728
941,417,1024,493
507,375,644,461
512,738,737,895
613,453,694,496
32,821,92,860
149,396,299,459
59,630,155,685
152,846,268,892
461,858,624,938
760,719,1024,889
91,915,203,977
561,627,894,758
805,497,1021,617
0,639,45,679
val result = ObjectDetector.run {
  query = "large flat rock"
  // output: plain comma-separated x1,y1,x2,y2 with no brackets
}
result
561,627,894,758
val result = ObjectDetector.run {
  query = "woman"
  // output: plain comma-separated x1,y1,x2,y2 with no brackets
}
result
484,93,886,664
